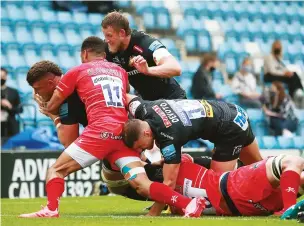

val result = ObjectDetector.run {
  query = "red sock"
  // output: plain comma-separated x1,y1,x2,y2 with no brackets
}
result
280,170,300,210
149,182,191,209
46,177,65,211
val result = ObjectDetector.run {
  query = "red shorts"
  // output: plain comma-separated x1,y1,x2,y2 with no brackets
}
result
65,122,140,170
223,159,283,215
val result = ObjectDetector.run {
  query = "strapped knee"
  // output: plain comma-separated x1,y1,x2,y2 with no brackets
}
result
271,155,285,181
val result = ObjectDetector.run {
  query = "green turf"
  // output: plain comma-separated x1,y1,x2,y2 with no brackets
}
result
1,196,300,226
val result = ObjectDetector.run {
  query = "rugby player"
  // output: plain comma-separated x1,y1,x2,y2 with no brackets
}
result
102,11,186,100
122,95,263,215
19,37,204,218
102,153,304,219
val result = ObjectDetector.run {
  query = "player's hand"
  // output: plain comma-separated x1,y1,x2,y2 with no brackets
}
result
33,93,47,108
215,93,222,99
284,71,293,77
1,99,12,109
133,55,150,75
34,94,59,120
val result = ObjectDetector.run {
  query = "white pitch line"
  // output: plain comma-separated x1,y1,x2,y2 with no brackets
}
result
0,214,281,221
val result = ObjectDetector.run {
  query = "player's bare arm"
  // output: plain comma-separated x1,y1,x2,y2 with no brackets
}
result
133,54,181,78
45,89,66,115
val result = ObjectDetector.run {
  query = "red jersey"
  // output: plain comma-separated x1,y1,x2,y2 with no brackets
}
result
175,162,220,215
57,60,129,125
174,160,283,216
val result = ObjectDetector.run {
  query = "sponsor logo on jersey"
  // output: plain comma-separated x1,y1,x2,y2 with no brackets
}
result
160,132,174,140
133,45,143,54
100,132,122,140
167,100,193,126
159,102,180,124
112,56,121,65
128,69,140,76
161,144,176,161
201,100,214,117
148,40,163,52
232,145,242,156
152,105,172,128
233,105,248,131
248,200,269,213
129,100,141,117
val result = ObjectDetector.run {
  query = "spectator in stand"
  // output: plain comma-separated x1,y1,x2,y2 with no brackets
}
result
264,40,304,107
263,81,298,137
1,67,23,143
191,53,222,100
231,57,261,108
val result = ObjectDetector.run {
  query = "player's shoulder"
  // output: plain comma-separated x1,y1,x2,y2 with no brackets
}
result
64,63,84,76
132,30,163,49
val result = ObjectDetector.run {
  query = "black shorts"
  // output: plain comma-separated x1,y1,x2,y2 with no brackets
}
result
212,104,256,162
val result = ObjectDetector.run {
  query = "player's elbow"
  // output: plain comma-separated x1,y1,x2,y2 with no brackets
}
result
169,60,181,76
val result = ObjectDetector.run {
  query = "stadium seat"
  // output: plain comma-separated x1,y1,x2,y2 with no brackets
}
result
184,29,198,53
72,12,88,25
115,0,131,8
40,44,59,64
197,29,212,52
293,136,304,149
262,136,279,149
57,44,77,69
79,23,94,40
179,77,192,98
72,44,82,65
277,136,295,149
186,61,200,74
30,21,49,44
57,11,73,24
63,23,82,46
1,19,15,43
5,43,27,68
15,66,32,96
40,9,57,23
224,51,238,75
295,109,304,136
14,20,33,44
1,5,8,19
88,13,104,26
47,22,67,45
23,43,41,67
142,7,156,29
135,1,151,15
156,7,171,30
23,5,41,21
184,8,199,21
125,13,138,29
6,4,25,21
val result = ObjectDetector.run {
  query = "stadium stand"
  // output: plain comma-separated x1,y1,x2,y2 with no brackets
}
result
1,0,303,149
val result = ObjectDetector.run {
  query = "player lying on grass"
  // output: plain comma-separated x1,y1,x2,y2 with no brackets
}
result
122,94,263,215
101,152,304,219
19,37,205,218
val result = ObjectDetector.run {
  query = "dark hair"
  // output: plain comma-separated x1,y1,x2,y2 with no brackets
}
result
202,53,217,67
27,60,62,86
1,67,8,74
122,119,142,148
102,11,131,36
81,36,106,55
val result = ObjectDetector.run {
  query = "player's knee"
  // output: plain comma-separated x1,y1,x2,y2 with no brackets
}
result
47,165,68,181
129,174,151,197
282,155,304,172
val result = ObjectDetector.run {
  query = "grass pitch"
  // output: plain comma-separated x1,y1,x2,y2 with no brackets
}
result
1,196,300,226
